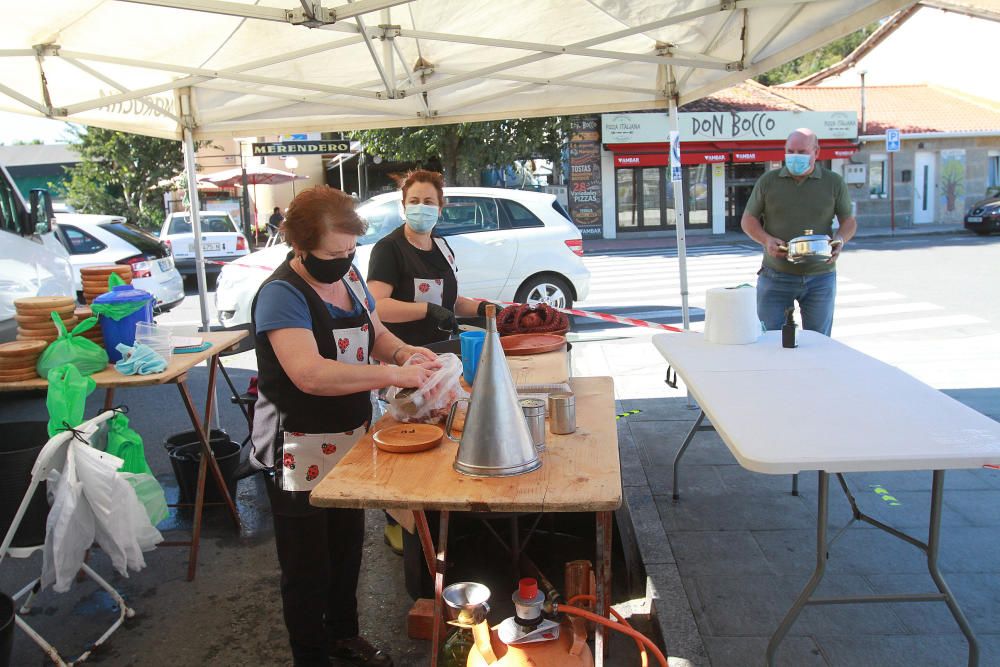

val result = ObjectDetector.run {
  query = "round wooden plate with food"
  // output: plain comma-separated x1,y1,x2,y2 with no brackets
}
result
373,424,444,454
500,333,566,356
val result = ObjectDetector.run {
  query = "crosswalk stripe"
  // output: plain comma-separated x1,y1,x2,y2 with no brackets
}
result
834,292,906,304
834,302,944,319
835,314,987,337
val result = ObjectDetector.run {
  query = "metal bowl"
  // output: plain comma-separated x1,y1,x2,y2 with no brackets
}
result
779,230,842,264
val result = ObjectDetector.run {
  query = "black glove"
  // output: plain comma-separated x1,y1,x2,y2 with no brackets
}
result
427,302,457,333
476,301,504,318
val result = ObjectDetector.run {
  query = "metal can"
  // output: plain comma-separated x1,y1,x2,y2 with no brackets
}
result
548,392,576,435
519,398,546,451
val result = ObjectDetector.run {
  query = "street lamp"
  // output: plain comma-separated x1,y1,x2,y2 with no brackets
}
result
286,156,299,198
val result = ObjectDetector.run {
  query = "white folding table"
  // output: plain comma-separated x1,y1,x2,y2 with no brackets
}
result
653,330,1000,667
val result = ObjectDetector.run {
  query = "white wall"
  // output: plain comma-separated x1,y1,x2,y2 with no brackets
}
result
601,149,616,239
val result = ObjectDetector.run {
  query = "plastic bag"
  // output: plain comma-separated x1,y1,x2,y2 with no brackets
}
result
90,274,147,321
105,413,153,475
45,363,96,437
41,445,95,592
386,353,467,424
121,472,169,526
36,313,109,378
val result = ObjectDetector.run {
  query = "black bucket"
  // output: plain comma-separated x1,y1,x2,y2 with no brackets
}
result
0,592,12,667
165,430,240,505
0,422,51,549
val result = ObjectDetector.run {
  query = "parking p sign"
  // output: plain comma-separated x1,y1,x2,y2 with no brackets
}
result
886,128,901,153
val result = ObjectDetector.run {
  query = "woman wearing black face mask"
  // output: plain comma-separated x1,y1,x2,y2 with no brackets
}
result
250,186,438,667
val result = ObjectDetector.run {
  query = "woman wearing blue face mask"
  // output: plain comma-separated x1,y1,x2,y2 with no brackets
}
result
367,169,499,346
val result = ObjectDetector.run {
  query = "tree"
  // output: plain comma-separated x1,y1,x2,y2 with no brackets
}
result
352,117,567,186
59,126,186,230
756,23,880,86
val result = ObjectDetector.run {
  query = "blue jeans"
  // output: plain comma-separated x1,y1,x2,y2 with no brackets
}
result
756,265,837,336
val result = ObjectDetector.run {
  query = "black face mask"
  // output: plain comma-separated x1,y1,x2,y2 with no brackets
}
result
302,251,355,284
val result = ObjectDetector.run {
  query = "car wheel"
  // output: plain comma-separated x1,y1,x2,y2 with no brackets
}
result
515,274,573,309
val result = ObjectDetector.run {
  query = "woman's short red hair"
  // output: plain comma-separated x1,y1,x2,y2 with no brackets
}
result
282,185,366,252
398,169,445,205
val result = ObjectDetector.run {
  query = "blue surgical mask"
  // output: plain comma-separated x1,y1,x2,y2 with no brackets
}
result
404,204,439,233
784,153,812,176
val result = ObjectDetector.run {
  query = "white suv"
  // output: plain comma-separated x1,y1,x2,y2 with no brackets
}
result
159,211,249,278
216,188,590,329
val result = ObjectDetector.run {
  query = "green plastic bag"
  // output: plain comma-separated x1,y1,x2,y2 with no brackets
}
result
90,274,147,321
105,413,153,475
45,363,96,437
36,313,109,378
121,472,169,526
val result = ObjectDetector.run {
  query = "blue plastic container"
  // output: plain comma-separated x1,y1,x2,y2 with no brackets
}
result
93,284,154,362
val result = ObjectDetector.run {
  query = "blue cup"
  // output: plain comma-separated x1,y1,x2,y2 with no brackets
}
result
459,331,486,385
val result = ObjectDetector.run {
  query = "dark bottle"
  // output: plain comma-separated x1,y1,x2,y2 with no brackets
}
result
782,306,798,348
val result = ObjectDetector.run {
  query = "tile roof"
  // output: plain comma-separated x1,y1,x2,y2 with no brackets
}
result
682,80,809,113
771,84,1000,134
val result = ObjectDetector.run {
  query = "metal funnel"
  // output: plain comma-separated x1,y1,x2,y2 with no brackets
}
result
443,581,491,625
453,306,541,477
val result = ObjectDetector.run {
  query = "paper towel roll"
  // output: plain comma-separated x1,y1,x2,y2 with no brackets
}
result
704,286,761,345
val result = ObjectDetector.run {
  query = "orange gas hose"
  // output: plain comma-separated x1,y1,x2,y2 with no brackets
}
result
567,595,648,667
556,603,668,667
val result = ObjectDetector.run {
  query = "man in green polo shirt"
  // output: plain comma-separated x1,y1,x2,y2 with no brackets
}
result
741,128,856,336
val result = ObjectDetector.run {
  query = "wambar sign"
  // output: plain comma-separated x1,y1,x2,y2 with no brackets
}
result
252,140,353,156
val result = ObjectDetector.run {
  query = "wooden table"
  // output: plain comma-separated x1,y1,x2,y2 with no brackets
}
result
653,330,1000,666
312,374,621,666
0,330,247,581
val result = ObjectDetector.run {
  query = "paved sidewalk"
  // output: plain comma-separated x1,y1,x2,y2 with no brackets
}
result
571,334,1000,667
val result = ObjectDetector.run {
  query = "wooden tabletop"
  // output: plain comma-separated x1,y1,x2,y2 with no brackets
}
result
311,376,621,513
0,330,248,392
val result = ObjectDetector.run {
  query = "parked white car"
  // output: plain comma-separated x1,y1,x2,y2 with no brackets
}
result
54,214,185,312
0,166,74,342
215,187,591,328
159,211,249,278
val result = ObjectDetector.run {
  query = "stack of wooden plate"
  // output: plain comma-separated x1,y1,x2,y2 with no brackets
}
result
0,339,48,383
75,305,104,348
81,264,133,304
14,296,78,344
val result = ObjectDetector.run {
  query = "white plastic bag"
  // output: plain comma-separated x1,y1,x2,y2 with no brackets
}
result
41,440,162,592
386,353,467,424
41,446,96,593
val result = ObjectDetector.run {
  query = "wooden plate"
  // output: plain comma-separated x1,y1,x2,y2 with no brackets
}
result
500,333,566,356
0,340,47,358
373,424,444,454
0,371,41,383
15,312,74,324
17,319,75,331
80,264,132,274
14,296,76,312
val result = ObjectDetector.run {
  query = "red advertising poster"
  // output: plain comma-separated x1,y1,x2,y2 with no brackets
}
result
568,116,603,238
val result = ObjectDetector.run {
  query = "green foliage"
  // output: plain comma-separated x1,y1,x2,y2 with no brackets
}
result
756,23,880,86
59,126,185,230
353,117,567,186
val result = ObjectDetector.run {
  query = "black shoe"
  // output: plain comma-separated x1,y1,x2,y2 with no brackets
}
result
329,636,393,667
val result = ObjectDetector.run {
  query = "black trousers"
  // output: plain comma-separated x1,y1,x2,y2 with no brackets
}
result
268,482,365,663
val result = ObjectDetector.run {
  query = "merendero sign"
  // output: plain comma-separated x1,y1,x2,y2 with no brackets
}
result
251,140,353,156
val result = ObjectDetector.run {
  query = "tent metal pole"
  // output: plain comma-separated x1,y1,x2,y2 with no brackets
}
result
668,83,690,331
182,126,211,333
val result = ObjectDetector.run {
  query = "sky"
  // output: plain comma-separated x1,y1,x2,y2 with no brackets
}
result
0,111,77,145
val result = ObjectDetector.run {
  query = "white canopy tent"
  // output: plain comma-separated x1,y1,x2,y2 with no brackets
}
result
2,0,921,332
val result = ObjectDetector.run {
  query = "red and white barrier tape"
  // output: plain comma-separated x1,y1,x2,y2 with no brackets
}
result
985,464,999,470
216,260,683,333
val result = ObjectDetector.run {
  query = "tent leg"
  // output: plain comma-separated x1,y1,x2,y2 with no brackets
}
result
668,76,691,331
182,127,210,334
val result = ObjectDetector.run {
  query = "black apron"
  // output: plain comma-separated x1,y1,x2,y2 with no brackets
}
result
250,256,374,513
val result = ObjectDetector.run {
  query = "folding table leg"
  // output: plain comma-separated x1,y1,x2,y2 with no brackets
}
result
430,510,450,667
103,388,115,411
672,409,708,501
594,511,613,667
766,471,829,666
176,373,241,581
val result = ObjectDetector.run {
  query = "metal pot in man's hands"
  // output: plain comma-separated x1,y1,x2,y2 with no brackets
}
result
779,230,843,264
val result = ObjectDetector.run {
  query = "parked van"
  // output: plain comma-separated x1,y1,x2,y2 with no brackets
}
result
0,164,74,343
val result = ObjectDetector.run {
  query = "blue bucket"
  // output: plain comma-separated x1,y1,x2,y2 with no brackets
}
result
94,284,154,362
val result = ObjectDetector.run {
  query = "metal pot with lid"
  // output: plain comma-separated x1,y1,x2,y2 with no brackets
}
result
779,229,843,264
